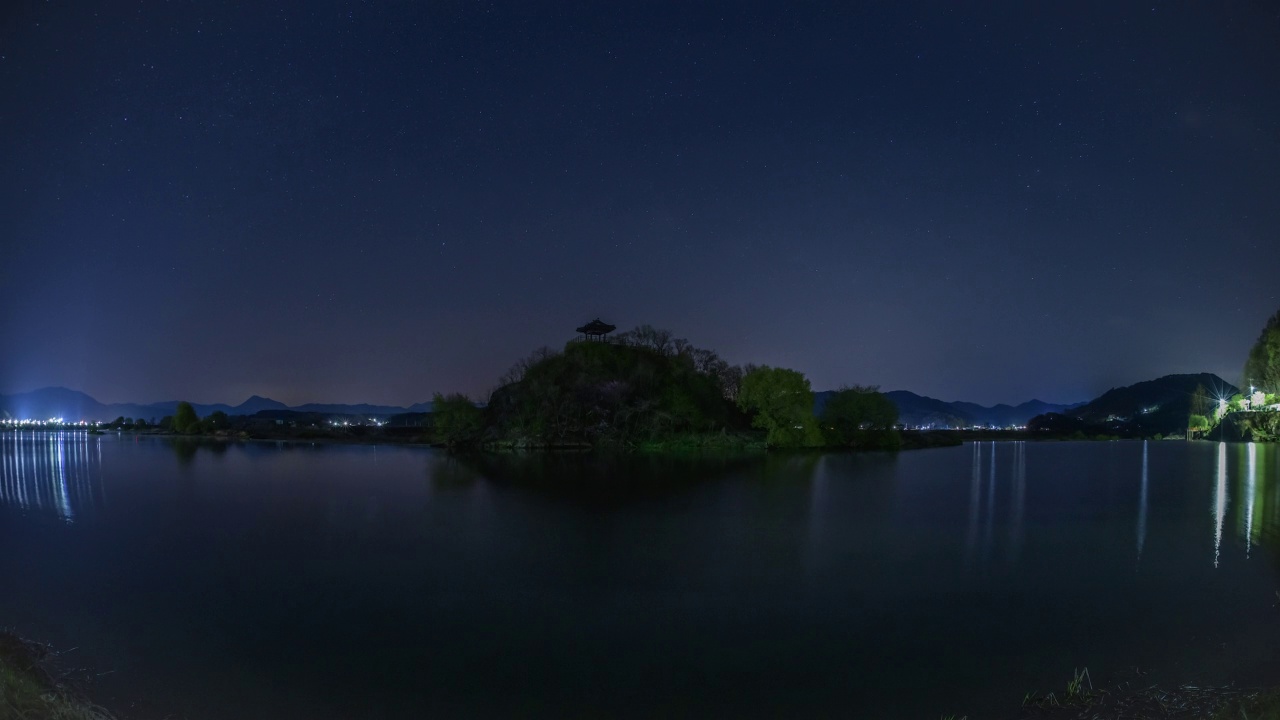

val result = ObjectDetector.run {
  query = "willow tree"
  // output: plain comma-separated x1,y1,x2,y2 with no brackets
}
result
820,385,899,448
736,366,823,448
173,401,200,434
1244,309,1280,394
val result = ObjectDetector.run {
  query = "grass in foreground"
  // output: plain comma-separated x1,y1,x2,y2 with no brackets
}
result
1016,666,1278,720
1214,687,1280,720
0,633,114,720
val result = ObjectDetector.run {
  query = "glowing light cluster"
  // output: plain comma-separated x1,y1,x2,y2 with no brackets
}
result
326,418,387,428
2,418,97,427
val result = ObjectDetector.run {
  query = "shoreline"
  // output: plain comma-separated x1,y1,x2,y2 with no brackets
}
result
10,426,1245,451
3,628,1276,720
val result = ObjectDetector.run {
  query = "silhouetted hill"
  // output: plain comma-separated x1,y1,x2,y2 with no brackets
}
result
233,396,291,414
1071,373,1236,422
814,390,1080,428
0,387,105,421
293,402,419,416
1028,373,1237,436
1075,371,1233,417
0,387,431,422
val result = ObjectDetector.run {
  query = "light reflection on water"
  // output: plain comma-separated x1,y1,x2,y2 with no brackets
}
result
1235,441,1278,556
957,439,1278,572
2,436,1280,719
1245,442,1256,558
1215,442,1228,568
964,440,1028,567
1137,439,1148,560
0,431,104,521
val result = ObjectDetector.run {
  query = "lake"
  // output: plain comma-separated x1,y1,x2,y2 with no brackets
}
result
2,433,1278,719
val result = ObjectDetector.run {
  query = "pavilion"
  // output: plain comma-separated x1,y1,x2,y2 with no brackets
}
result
575,318,616,341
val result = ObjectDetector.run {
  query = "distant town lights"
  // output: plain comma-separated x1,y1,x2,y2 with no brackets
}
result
1,418,94,427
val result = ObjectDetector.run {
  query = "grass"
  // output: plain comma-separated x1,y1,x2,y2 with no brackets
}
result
1065,667,1093,702
0,633,115,720
1214,688,1280,720
1022,667,1094,710
1018,665,1276,719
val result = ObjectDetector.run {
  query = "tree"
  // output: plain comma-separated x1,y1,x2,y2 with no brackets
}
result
820,385,899,447
173,402,200,434
1244,308,1280,394
204,410,230,432
616,325,674,355
431,393,485,449
736,366,823,448
1190,383,1209,418
1187,414,1210,437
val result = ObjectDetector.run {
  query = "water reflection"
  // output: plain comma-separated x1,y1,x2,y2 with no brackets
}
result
965,441,981,563
0,431,104,521
1234,441,1278,559
983,442,996,561
1007,441,1026,564
1245,443,1256,558
1136,440,1148,562
965,441,1027,568
168,437,232,467
454,451,770,506
1214,442,1228,568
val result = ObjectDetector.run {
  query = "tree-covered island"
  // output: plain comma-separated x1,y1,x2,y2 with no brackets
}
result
432,323,901,451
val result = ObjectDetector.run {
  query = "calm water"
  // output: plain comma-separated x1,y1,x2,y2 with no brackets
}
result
2,433,1278,719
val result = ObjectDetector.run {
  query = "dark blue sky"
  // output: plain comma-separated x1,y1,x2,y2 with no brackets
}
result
3,1,1278,406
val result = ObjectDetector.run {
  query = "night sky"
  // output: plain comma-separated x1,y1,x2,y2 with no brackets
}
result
3,2,1278,407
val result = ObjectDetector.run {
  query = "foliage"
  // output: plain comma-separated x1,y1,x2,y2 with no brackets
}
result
1188,414,1210,432
1,632,115,719
1213,686,1280,720
736,365,823,448
202,410,230,432
820,385,900,448
1244,308,1280,394
1190,383,1210,418
615,325,743,400
1240,411,1280,443
431,393,485,448
485,331,750,447
173,401,200,434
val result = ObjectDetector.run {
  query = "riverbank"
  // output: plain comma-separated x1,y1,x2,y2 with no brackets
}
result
5,425,1223,453
1011,668,1279,719
0,632,114,719
6,628,1278,720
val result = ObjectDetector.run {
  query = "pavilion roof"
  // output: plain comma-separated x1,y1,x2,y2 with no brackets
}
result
576,318,616,335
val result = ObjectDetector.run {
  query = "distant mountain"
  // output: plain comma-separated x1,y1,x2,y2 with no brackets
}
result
292,402,422,416
0,387,106,422
1033,373,1238,436
232,395,291,415
813,390,1080,428
0,387,432,422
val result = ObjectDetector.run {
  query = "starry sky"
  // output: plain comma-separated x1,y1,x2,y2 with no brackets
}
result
2,1,1279,407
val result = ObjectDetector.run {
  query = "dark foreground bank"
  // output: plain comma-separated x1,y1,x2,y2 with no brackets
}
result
5,630,1277,720
0,632,114,719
